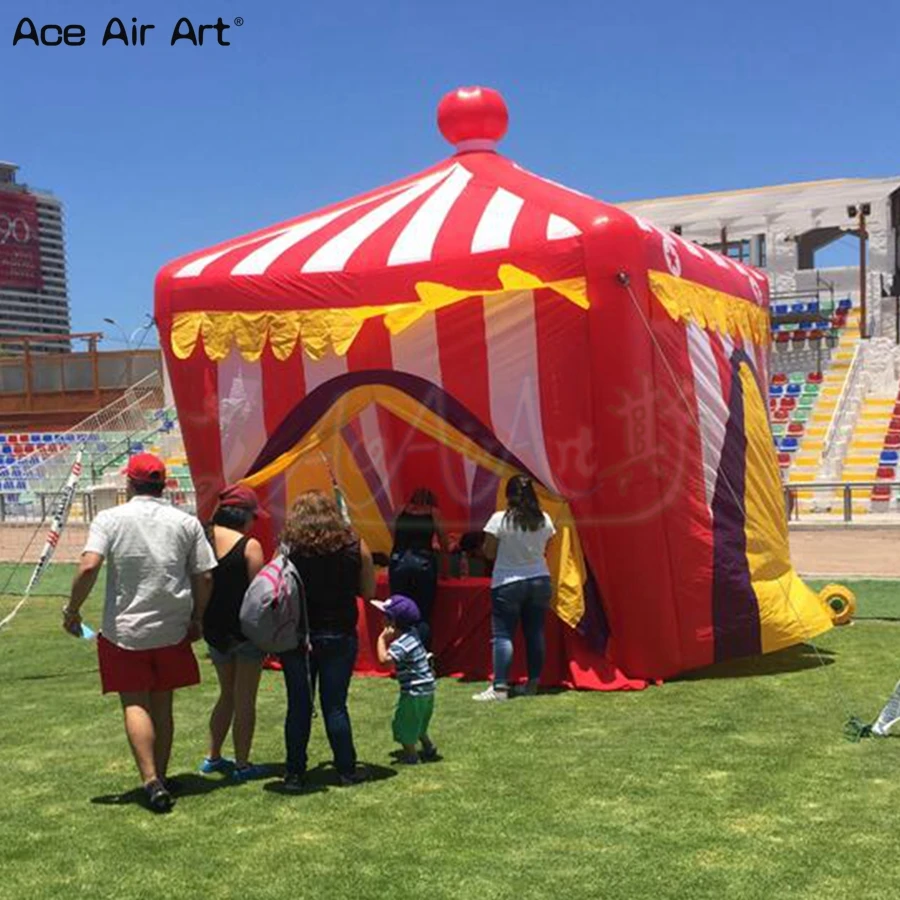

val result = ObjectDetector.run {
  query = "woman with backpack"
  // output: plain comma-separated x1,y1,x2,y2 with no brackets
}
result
388,488,448,649
200,484,267,780
473,475,556,703
279,490,376,791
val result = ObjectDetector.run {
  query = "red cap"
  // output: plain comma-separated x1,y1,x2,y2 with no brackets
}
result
126,452,166,485
217,484,260,513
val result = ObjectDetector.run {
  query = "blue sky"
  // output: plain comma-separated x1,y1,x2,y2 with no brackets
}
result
3,0,897,345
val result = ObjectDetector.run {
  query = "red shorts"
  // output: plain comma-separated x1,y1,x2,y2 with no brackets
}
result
97,635,200,694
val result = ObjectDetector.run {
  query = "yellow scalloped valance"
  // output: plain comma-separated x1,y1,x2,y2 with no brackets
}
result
169,264,589,363
649,270,769,345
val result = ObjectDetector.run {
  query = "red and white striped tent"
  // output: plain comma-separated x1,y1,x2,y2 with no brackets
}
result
155,86,831,686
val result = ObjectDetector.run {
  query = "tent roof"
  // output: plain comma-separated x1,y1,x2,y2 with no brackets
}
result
156,87,614,316
156,86,768,333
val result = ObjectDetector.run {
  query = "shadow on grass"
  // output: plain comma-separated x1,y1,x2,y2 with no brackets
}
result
16,669,98,681
264,761,398,796
90,771,255,807
675,643,836,682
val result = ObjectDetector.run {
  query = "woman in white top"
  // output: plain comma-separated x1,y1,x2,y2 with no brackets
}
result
474,475,556,702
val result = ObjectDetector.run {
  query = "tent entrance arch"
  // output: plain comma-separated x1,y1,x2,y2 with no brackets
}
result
241,369,592,632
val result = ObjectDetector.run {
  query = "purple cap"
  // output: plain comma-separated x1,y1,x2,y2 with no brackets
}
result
370,594,421,627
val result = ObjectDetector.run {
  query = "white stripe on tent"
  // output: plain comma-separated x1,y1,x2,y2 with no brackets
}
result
510,163,593,199
356,404,396,511
676,235,705,258
233,178,435,275
462,456,478,505
686,323,729,511
701,245,730,269
546,214,581,240
483,290,558,492
302,350,348,396
232,211,357,276
218,349,269,484
174,229,292,278
302,169,451,273
471,188,524,254
631,214,654,233
388,165,472,266
389,313,442,388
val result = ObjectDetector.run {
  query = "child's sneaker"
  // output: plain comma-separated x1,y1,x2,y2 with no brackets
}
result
420,743,439,762
473,686,508,702
199,756,234,774
522,679,539,697
425,652,437,675
397,752,419,765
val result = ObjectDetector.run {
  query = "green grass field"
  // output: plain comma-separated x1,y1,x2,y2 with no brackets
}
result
2,568,900,899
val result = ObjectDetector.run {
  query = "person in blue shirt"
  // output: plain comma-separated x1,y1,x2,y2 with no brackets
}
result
374,595,438,765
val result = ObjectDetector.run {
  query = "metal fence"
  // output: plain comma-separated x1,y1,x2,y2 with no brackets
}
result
783,481,897,523
0,488,197,524
2,481,893,527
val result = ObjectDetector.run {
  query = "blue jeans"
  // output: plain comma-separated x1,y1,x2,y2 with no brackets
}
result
491,576,552,689
280,633,358,777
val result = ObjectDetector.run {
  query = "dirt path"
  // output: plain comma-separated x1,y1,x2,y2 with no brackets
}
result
790,527,900,578
1,523,896,579
0,524,88,565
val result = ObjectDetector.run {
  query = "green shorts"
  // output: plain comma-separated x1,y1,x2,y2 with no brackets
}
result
392,692,435,746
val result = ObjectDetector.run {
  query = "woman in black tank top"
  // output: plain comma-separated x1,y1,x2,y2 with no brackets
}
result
388,488,448,649
279,490,376,789
200,485,266,781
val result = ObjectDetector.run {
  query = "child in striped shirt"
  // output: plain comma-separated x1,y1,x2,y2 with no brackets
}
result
374,595,438,765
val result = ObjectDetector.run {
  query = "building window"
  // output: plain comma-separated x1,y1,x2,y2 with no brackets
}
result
704,239,752,262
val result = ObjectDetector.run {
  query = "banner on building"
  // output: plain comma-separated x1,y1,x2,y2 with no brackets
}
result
0,190,42,291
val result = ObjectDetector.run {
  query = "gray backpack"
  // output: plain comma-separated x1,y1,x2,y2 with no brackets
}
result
239,550,308,654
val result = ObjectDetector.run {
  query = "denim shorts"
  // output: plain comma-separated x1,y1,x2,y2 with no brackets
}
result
207,640,265,666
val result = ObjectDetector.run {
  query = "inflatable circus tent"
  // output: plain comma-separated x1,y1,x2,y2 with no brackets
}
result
154,86,832,684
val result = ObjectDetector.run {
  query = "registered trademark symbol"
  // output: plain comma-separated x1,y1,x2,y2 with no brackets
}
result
234,16,244,26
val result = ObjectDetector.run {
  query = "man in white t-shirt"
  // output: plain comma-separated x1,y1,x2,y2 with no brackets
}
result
63,453,216,812
474,475,556,702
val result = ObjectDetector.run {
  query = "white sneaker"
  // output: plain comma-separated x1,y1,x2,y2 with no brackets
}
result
472,686,508,702
870,719,897,737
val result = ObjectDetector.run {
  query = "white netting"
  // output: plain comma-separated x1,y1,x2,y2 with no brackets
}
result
0,370,191,536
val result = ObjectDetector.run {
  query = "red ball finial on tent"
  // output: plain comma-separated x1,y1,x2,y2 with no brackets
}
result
437,86,509,153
